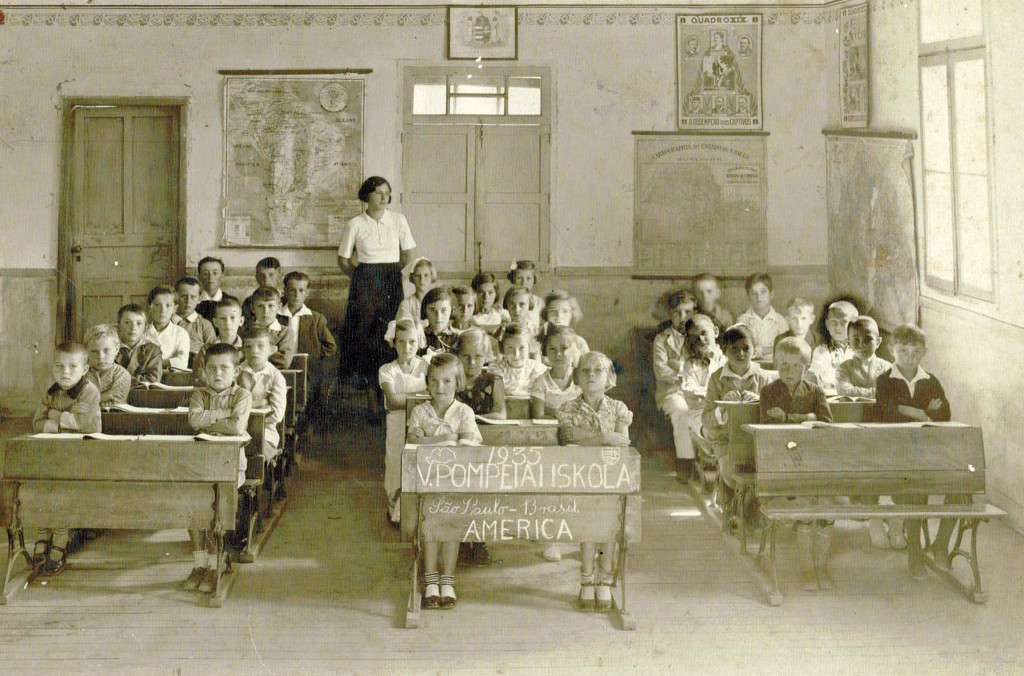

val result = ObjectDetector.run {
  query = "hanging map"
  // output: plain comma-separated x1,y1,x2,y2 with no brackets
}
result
633,134,767,277
676,14,762,131
222,77,364,249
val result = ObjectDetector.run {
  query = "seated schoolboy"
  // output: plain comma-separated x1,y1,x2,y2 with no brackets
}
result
145,285,191,371
760,337,834,591
194,297,245,385
249,286,296,369
677,314,728,479
83,324,131,407
241,256,287,325
491,323,547,397
653,290,696,477
556,352,632,612
379,319,429,525
32,342,101,575
281,271,338,416
871,324,955,579
470,272,503,334
735,273,788,361
238,326,287,464
407,353,483,609
114,303,162,385
450,285,477,331
186,342,251,593
773,297,822,352
420,286,460,356
195,256,239,322
808,300,858,392
173,276,217,365
692,272,733,337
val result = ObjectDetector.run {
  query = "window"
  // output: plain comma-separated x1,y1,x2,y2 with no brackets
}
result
405,66,548,124
918,0,995,300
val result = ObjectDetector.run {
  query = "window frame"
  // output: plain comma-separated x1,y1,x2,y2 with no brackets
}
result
403,64,550,126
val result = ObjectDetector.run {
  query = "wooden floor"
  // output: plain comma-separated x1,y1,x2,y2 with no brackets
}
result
2,392,1024,675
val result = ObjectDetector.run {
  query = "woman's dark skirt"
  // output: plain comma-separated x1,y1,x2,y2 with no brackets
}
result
339,262,403,386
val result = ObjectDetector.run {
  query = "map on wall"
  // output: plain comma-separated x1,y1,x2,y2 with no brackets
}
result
826,134,918,331
222,77,364,249
634,135,767,277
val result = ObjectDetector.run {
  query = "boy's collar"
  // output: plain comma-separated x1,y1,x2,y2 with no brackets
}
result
722,361,761,379
889,364,929,384
48,377,87,398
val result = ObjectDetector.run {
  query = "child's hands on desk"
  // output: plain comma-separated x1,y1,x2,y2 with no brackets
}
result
897,405,929,422
765,407,787,423
602,431,631,447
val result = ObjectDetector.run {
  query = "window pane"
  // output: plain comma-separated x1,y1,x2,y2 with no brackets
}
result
953,58,988,175
921,0,983,43
449,96,505,115
924,171,956,285
508,77,542,115
449,78,504,96
956,172,994,294
413,80,447,115
921,65,951,173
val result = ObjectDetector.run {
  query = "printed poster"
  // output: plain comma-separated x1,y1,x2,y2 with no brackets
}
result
840,3,870,128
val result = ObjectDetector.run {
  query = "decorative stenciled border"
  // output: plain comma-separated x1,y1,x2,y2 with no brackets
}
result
2,1,914,29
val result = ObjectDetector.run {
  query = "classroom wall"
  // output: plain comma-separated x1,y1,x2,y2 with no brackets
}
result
868,0,1024,530
0,3,835,413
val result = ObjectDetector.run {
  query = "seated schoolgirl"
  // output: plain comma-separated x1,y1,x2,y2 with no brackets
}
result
450,285,477,331
507,260,545,329
491,323,547,398
419,286,460,356
539,290,589,359
556,352,632,612
407,353,482,609
470,272,503,334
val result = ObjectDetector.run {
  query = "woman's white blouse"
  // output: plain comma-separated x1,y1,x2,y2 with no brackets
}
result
337,210,417,264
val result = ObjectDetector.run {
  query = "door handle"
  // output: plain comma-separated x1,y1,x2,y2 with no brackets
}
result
70,245,83,262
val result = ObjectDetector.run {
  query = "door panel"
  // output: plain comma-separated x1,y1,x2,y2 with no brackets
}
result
66,106,181,340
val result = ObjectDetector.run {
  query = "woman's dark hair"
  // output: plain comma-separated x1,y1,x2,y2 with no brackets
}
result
358,176,392,203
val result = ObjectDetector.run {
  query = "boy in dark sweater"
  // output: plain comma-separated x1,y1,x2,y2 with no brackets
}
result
872,324,955,579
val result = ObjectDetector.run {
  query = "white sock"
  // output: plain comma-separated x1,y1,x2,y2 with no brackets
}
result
193,550,208,568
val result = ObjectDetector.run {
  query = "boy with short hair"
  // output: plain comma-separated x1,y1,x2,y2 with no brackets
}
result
282,271,338,414
195,256,238,322
735,272,788,361
173,276,217,363
238,325,287,464
692,272,733,336
760,337,834,590
83,324,131,406
242,257,287,325
809,300,859,392
186,342,251,593
872,324,955,578
773,297,822,352
837,316,891,398
653,290,697,478
250,286,296,369
115,303,163,385
32,342,102,575
193,297,245,385
145,285,191,371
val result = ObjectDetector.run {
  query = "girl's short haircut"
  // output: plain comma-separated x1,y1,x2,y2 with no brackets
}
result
256,257,281,271
502,286,534,311
471,271,498,292
148,284,176,304
848,315,879,336
668,289,697,310
456,327,494,358
409,257,437,283
507,259,538,284
721,324,755,348
117,303,147,322
785,296,816,314
828,300,859,319
420,287,453,319
499,322,533,346
544,289,583,323
684,313,717,335
774,336,812,364
744,272,773,293
891,324,927,348
175,276,202,291
84,324,119,347
573,351,617,390
541,324,577,351
428,352,465,390
284,271,311,286
205,342,241,365
358,176,392,203
450,285,476,302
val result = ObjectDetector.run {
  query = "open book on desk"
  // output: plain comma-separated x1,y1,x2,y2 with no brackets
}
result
475,416,520,425
145,382,193,391
194,433,251,443
828,395,874,403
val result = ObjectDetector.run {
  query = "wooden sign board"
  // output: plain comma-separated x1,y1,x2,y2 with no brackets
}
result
402,445,641,495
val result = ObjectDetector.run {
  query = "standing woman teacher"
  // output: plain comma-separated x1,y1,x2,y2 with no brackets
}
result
337,176,418,387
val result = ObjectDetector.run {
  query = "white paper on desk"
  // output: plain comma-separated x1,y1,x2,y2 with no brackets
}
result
921,421,969,427
460,439,482,446
195,433,250,442
108,403,165,414
531,419,559,426
170,406,189,413
251,407,272,415
148,382,193,391
475,415,519,425
31,432,87,439
85,432,141,441
138,434,197,442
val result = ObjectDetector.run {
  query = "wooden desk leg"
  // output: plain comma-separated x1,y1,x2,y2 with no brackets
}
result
208,486,235,608
611,543,636,630
1,527,33,605
766,522,783,606
239,488,260,564
404,528,421,628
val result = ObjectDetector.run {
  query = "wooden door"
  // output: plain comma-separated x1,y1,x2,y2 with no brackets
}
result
62,105,182,339
400,126,476,273
477,126,550,270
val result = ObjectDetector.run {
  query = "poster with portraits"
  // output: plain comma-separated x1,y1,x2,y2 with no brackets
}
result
840,3,869,128
676,14,762,131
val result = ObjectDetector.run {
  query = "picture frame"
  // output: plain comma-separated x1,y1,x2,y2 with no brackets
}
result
676,13,763,131
840,3,870,128
447,6,518,60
